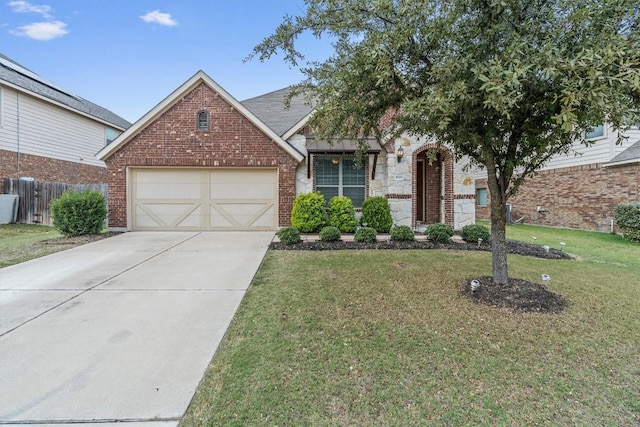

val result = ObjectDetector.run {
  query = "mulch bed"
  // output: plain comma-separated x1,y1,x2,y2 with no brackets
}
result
458,276,568,314
270,238,573,260
271,237,571,313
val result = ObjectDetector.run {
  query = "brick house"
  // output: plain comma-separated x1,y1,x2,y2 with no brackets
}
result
0,54,130,193
474,126,640,232
98,70,476,232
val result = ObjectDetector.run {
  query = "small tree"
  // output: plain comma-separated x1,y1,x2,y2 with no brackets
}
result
50,189,107,236
251,0,640,284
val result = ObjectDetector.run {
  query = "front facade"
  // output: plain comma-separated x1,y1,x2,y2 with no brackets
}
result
0,54,130,193
98,72,303,231
100,71,474,232
474,126,640,232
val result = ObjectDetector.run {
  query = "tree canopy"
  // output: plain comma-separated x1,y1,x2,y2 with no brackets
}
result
251,0,640,284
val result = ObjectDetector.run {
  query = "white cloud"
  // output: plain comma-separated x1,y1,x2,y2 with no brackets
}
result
11,20,68,40
140,10,178,27
8,0,52,18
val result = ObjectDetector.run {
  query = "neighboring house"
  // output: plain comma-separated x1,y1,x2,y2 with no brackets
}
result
0,54,130,193
474,125,640,232
97,70,476,232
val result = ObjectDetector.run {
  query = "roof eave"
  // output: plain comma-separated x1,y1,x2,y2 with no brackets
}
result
282,110,315,141
1,80,128,131
602,158,640,167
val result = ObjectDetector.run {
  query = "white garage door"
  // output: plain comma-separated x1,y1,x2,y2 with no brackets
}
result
129,168,278,231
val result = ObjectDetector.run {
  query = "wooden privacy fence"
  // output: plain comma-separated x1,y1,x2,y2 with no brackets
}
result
2,178,108,226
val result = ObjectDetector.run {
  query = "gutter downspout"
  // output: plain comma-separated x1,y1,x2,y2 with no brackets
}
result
16,91,20,180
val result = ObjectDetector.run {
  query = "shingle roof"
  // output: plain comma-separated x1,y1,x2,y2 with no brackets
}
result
0,53,130,130
241,87,314,137
605,139,640,166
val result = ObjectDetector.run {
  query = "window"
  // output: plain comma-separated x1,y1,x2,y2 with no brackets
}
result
476,188,488,207
315,156,366,207
0,87,3,127
197,111,209,131
585,124,604,140
105,127,117,145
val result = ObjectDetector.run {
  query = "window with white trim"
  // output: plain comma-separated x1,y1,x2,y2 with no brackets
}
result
315,156,366,208
105,127,117,145
585,124,604,140
476,188,488,207
0,87,3,127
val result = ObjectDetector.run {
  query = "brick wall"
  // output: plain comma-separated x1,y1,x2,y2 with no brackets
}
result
0,149,106,194
475,163,639,231
103,82,300,228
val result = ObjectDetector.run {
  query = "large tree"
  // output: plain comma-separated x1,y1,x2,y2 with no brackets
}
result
251,0,640,284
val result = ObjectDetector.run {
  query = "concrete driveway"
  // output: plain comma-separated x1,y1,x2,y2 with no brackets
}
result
0,231,274,426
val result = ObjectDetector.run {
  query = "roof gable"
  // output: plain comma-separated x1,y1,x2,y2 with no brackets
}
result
605,139,640,167
97,71,304,162
241,87,314,138
0,53,130,130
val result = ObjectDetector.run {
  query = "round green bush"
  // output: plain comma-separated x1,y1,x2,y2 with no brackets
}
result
278,227,301,245
50,189,107,236
354,226,377,243
328,196,357,233
424,223,454,243
319,226,342,242
390,225,415,241
461,224,490,243
360,196,392,233
615,202,640,242
291,192,327,233
622,228,640,243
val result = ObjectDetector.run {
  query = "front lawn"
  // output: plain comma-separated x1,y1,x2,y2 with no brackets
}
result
0,224,114,268
0,224,63,268
181,226,639,426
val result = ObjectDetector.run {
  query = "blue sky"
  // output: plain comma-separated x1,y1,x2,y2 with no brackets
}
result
1,0,331,123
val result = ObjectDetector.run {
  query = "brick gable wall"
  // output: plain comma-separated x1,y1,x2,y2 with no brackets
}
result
103,82,300,229
0,149,106,193
475,163,639,231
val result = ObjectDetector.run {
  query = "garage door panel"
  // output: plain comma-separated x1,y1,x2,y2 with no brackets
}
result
210,202,275,229
130,168,277,231
135,203,202,229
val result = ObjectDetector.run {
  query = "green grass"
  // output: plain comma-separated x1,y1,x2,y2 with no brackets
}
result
0,224,63,268
182,226,640,426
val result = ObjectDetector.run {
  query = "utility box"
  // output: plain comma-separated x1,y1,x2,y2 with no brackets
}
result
0,195,19,224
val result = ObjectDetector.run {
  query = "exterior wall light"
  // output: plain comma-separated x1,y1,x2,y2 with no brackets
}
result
396,146,405,162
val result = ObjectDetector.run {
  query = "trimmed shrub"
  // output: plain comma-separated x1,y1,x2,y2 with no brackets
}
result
50,189,107,236
278,227,300,245
319,226,342,242
360,196,393,233
291,192,327,233
390,225,415,241
354,226,377,243
425,223,454,243
461,224,490,243
328,196,357,233
615,202,640,242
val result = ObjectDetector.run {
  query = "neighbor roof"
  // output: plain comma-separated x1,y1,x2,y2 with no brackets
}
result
97,70,304,163
241,87,314,138
0,53,130,130
604,139,640,167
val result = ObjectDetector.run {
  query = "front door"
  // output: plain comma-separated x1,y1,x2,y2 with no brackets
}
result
416,152,442,224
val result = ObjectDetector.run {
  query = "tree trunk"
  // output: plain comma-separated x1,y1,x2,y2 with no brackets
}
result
485,159,509,285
